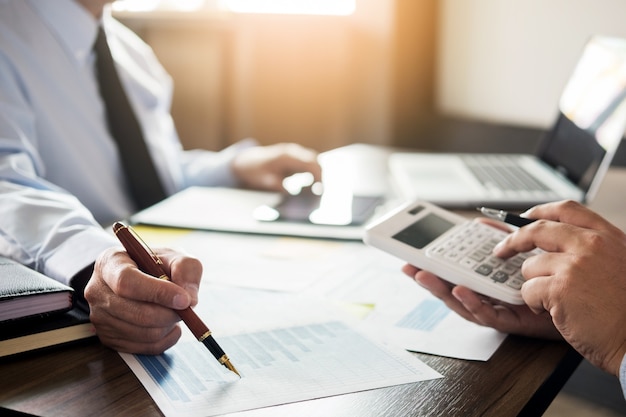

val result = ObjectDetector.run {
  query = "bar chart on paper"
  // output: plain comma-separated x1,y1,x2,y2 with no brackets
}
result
122,321,441,417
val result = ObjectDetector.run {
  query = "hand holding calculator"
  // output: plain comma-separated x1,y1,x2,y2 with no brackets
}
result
364,201,541,305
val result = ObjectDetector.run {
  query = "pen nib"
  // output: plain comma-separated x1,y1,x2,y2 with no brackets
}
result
223,357,241,378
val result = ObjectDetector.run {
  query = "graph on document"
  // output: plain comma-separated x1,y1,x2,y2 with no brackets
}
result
130,321,441,417
395,299,451,331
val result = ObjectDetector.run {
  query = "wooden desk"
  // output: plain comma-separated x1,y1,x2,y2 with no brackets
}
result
0,336,579,417
6,152,626,417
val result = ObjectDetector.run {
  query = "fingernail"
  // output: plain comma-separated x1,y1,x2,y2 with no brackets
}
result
414,277,430,290
184,284,199,301
173,293,190,309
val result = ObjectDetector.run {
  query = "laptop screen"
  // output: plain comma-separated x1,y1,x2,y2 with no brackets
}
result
538,35,626,194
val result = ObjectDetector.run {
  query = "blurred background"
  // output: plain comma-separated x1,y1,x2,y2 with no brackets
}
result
114,0,626,161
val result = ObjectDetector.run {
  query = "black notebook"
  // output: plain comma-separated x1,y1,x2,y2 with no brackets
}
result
0,256,73,322
0,257,94,357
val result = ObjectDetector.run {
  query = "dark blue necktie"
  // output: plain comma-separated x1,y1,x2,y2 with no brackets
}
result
93,27,166,210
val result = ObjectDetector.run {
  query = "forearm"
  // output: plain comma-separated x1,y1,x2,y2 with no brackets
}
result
0,180,117,286
178,138,258,188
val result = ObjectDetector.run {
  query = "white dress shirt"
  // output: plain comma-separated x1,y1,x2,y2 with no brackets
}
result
621,354,626,399
0,0,254,285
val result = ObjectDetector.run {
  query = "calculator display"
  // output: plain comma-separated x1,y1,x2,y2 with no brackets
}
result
392,213,455,249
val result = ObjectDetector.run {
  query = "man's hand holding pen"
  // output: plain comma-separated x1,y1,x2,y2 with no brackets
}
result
110,223,239,376
84,245,202,355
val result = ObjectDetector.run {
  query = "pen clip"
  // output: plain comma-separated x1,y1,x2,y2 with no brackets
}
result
126,225,164,267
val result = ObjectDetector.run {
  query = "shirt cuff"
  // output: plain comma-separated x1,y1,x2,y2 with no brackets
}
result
180,138,259,189
43,227,118,287
619,355,626,399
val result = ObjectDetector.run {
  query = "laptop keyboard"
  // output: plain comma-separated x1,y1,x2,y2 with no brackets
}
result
462,155,551,192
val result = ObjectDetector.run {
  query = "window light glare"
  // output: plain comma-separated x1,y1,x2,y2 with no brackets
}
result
112,0,206,13
219,0,356,16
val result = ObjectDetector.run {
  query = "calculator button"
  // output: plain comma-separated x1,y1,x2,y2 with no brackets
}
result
484,257,503,268
508,257,525,268
492,271,509,283
460,258,477,269
511,271,525,281
469,251,487,262
475,264,493,276
432,246,447,256
500,264,518,275
445,251,462,261
426,220,541,295
506,278,524,290
480,243,494,252
455,244,472,256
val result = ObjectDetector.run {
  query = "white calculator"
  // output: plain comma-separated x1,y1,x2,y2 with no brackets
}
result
363,200,538,305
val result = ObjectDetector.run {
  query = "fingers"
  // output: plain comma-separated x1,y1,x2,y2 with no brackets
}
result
519,275,554,315
523,200,618,232
85,247,204,355
404,264,561,340
412,270,481,324
446,286,520,334
232,143,323,192
493,220,578,257
157,249,202,306
493,200,623,259
89,299,183,354
262,150,322,191
407,267,503,325
275,143,322,183
98,248,200,309
401,263,419,278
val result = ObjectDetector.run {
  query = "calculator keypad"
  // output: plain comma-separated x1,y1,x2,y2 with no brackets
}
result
428,221,532,290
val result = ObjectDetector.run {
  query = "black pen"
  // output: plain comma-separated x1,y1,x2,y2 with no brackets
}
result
112,222,240,377
477,207,536,227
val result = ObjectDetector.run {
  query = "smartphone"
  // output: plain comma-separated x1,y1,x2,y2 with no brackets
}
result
253,186,384,226
363,200,539,304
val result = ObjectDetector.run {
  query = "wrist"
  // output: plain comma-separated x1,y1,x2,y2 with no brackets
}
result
71,262,94,298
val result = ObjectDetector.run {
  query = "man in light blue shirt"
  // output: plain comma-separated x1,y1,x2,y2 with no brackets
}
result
404,200,626,400
0,0,321,354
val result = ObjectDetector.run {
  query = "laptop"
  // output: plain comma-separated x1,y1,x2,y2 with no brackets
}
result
389,35,626,209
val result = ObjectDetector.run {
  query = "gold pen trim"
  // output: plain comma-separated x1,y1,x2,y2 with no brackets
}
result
198,331,212,342
127,225,165,266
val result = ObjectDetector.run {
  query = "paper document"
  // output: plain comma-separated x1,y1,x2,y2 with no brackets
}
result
308,246,507,361
133,227,507,361
120,287,441,417
171,230,367,292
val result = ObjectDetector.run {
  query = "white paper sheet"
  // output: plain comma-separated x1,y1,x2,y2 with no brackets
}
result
172,230,367,292
308,248,508,361
120,287,442,417
133,226,507,361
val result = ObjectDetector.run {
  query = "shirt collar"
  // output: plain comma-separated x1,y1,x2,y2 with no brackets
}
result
28,0,101,66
